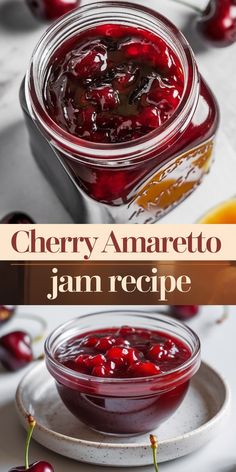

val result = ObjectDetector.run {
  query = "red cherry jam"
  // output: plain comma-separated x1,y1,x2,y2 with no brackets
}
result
56,326,191,378
24,3,219,222
51,326,194,435
44,26,184,144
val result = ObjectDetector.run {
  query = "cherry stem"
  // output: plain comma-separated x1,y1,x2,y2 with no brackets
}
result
17,314,47,343
24,415,36,470
169,0,201,14
150,435,159,472
216,306,229,324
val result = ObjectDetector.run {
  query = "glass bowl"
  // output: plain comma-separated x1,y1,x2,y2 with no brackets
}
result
45,310,201,436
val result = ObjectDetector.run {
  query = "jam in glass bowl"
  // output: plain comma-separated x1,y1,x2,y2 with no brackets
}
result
45,311,201,436
22,2,219,223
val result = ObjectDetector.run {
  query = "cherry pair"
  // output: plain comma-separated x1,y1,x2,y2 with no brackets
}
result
9,417,157,472
24,0,236,48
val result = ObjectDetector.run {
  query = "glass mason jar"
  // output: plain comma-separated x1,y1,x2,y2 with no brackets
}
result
21,2,219,223
45,311,201,436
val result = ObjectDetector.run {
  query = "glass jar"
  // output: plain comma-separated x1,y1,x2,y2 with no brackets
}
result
45,310,201,436
22,2,219,223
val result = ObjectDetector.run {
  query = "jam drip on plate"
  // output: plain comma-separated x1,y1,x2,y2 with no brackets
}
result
44,25,184,144
56,325,191,378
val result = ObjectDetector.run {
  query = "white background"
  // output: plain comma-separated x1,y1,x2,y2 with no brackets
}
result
0,305,236,471
0,0,236,223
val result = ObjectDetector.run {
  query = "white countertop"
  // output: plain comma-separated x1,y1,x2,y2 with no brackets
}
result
1,0,236,223
0,305,235,471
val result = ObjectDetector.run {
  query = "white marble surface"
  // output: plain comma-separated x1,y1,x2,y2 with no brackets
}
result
0,0,236,223
0,305,235,471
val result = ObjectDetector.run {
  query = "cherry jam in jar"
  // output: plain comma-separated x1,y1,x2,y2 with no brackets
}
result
23,2,219,223
45,312,201,436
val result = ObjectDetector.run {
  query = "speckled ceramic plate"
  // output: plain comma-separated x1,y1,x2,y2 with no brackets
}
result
15,361,230,467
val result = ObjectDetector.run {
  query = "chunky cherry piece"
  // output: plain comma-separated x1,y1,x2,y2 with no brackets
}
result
9,415,54,472
56,326,191,378
196,0,236,47
0,330,33,371
44,25,184,144
148,344,168,361
0,212,34,224
128,361,161,377
0,305,16,326
26,0,81,21
95,336,116,352
169,305,200,320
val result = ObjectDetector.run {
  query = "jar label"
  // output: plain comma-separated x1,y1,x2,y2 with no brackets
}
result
127,139,214,223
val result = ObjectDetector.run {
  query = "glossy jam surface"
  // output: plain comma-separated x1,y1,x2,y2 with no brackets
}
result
24,15,218,219
55,326,191,378
44,25,184,144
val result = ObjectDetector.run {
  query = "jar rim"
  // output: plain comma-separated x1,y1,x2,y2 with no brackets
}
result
26,1,199,165
44,310,201,391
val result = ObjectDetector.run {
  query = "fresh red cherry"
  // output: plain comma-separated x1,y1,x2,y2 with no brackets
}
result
0,212,34,224
0,330,33,371
10,461,54,472
9,415,54,472
196,0,236,47
169,305,200,320
0,305,16,326
25,0,81,21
